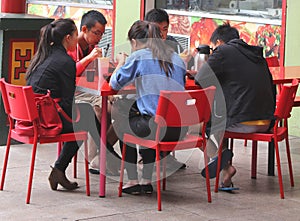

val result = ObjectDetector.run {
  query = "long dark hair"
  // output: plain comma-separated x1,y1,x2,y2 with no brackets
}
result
128,20,174,77
26,18,77,79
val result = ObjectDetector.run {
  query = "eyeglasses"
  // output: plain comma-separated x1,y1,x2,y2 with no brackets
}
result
90,30,105,37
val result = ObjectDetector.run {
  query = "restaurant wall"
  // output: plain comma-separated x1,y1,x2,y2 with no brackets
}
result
285,0,300,66
285,0,300,137
114,0,141,56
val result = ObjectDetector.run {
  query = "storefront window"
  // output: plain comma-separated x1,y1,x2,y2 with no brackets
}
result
27,0,113,6
156,0,282,19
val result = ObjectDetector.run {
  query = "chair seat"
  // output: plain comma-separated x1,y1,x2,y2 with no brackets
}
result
123,133,204,152
225,127,287,142
11,129,88,144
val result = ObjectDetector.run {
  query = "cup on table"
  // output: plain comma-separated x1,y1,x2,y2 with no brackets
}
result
179,52,189,69
97,57,110,82
86,69,95,82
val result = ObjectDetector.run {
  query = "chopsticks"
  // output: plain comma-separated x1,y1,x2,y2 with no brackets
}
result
104,44,110,57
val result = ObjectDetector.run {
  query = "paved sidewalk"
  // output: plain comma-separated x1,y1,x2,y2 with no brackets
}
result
0,136,300,220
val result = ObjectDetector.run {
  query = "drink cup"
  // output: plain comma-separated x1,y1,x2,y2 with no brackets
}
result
179,53,189,69
97,57,110,76
86,69,95,82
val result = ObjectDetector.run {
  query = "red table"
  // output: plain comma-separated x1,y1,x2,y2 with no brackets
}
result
268,66,300,176
270,66,300,83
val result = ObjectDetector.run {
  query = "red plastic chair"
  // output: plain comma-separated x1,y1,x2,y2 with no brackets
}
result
243,56,280,148
118,86,216,211
0,78,90,204
215,79,299,199
265,56,300,107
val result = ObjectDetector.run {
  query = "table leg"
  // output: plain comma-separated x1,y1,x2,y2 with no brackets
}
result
99,96,107,197
268,140,275,176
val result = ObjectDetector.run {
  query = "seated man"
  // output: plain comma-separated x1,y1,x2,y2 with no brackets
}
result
68,10,121,175
195,23,276,190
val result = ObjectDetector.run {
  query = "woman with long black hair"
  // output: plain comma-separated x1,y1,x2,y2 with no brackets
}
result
26,18,101,191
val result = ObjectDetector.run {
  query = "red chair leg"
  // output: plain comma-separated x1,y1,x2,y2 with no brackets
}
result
285,135,294,186
0,137,11,191
229,138,234,165
251,141,258,179
118,142,127,197
73,153,77,178
156,148,162,211
274,139,284,199
57,142,62,157
84,140,90,196
214,143,223,193
26,141,38,204
162,151,167,190
244,139,247,147
203,145,211,203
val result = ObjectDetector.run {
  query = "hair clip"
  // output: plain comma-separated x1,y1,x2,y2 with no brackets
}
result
50,42,54,46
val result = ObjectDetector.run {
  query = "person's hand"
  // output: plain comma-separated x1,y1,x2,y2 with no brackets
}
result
88,47,102,61
180,49,193,63
115,52,128,66
108,95,116,104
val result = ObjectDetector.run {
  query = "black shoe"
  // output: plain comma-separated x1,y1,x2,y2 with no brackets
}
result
141,184,153,194
89,168,100,175
201,149,233,179
89,167,119,176
122,184,141,195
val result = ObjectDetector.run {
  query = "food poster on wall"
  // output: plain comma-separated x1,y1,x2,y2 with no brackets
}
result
27,4,113,29
168,14,281,58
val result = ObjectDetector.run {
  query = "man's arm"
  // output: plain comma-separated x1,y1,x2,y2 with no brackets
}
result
68,47,102,77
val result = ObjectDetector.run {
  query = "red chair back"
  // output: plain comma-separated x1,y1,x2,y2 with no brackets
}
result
266,56,279,67
0,78,39,122
155,86,216,127
275,79,299,119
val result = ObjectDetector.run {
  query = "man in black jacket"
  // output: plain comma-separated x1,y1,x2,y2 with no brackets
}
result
195,23,276,189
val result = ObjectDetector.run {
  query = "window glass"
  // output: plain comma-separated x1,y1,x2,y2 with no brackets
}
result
156,0,282,19
27,0,113,5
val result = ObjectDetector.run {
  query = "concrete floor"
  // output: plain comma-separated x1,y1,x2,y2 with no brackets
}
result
0,136,300,221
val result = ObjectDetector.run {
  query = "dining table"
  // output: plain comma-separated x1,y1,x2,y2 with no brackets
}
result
76,65,300,197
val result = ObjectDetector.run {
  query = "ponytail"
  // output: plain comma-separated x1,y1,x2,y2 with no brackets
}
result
26,18,76,79
128,20,174,77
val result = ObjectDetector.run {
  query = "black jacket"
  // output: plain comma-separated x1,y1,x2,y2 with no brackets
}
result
27,45,76,120
195,39,276,131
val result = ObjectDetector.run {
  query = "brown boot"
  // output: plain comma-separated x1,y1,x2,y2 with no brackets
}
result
48,166,78,190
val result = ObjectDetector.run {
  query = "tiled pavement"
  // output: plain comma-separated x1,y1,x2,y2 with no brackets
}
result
1,136,300,220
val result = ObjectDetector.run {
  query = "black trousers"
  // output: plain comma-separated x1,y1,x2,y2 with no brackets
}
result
123,114,187,180
55,103,100,172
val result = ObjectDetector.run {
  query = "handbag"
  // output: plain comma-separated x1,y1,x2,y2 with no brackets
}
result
15,91,80,137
